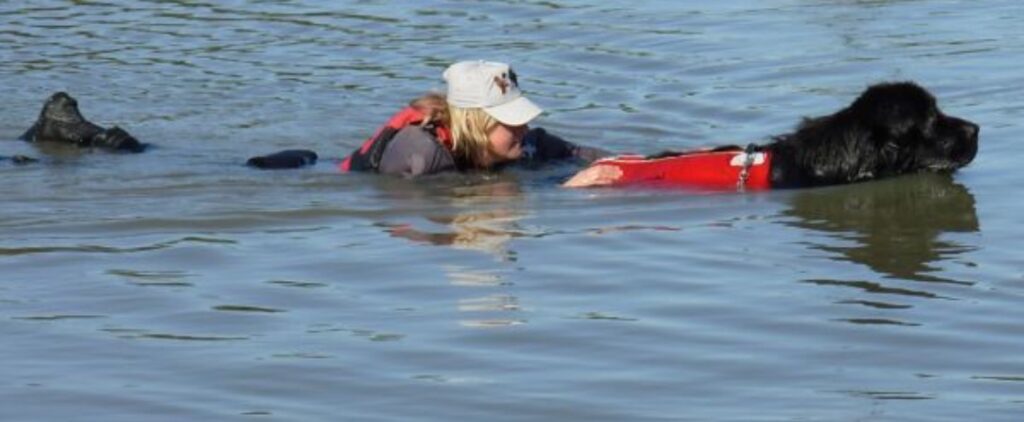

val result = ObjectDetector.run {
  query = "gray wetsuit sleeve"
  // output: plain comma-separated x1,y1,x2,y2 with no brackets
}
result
520,127,612,166
377,126,456,177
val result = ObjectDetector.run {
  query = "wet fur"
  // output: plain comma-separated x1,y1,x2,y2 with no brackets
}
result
763,82,978,188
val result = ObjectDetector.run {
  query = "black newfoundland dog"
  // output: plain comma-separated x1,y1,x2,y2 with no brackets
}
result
767,81,978,187
18,92,146,153
565,81,979,189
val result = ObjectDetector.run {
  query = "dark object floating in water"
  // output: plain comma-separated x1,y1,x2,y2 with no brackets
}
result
2,155,38,164
247,149,319,169
19,92,147,153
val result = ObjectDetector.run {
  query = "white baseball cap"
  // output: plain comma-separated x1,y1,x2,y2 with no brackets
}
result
443,60,543,126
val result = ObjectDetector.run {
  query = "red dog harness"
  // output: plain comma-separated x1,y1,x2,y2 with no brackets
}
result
339,107,453,172
593,147,773,190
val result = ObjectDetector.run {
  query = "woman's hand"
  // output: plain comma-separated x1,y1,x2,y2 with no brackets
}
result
562,164,623,188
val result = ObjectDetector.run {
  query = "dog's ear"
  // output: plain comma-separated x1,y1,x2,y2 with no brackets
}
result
782,110,899,185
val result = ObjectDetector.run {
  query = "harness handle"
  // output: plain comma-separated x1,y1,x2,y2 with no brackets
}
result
737,143,759,191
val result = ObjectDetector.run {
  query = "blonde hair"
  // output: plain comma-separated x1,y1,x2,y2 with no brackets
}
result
409,92,448,127
410,93,498,169
448,106,499,168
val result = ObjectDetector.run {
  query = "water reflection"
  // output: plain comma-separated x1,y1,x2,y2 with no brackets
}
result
372,176,530,328
782,173,979,284
376,176,529,260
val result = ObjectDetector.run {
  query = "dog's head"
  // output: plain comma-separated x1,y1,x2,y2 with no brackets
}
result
847,82,978,172
770,82,978,187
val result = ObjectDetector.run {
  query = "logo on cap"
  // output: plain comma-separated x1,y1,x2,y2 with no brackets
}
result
494,76,509,95
494,70,520,95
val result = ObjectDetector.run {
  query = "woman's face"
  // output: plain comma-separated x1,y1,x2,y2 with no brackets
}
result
484,123,527,166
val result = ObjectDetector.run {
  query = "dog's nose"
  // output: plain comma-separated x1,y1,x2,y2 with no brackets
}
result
957,122,979,165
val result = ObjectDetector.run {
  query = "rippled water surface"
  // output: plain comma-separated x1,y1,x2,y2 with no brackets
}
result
3,1,1024,421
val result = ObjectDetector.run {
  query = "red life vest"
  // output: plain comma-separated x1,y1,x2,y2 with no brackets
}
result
339,107,453,172
594,148,773,190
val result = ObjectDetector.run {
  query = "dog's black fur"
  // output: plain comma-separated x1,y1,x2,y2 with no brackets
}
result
762,81,978,188
19,92,146,153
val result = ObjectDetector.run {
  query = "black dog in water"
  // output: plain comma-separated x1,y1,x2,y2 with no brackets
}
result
765,81,978,188
19,92,146,153
567,81,979,188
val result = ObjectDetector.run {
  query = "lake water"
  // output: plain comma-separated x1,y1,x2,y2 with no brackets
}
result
2,1,1023,420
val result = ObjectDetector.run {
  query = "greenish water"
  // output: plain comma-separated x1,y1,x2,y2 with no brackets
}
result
2,1,1023,421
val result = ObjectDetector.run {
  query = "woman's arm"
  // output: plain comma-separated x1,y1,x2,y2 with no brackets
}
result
562,164,623,187
521,127,612,164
